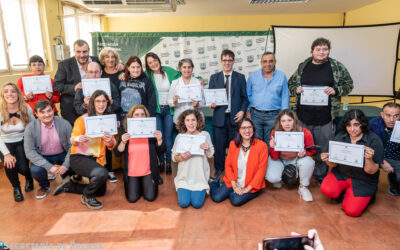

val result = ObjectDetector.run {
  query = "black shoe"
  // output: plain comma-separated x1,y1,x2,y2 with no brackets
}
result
369,192,377,205
13,187,24,202
166,163,172,175
158,162,165,173
388,173,400,196
81,195,103,210
25,179,34,192
53,176,71,196
72,175,82,182
157,176,163,185
214,169,223,179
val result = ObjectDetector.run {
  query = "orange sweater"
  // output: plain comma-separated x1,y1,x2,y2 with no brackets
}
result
223,138,268,193
71,115,116,166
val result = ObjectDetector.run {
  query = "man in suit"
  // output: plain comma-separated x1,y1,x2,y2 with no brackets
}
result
209,50,249,178
54,39,100,125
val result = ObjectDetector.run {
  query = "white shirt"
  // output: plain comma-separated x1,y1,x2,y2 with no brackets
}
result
154,73,171,106
75,57,92,80
237,148,250,188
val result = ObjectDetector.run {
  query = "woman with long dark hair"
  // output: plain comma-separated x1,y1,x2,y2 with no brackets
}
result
209,118,268,206
320,109,383,217
69,90,116,209
145,52,180,175
0,83,35,201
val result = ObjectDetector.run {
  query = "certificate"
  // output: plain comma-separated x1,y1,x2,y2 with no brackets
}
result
22,75,52,94
176,134,206,155
274,131,304,152
390,120,400,143
82,78,111,97
329,141,364,168
177,84,202,103
127,117,156,138
300,86,329,106
84,114,118,138
204,89,228,106
158,92,169,106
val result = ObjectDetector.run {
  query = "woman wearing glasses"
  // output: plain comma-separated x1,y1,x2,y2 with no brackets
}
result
209,118,268,206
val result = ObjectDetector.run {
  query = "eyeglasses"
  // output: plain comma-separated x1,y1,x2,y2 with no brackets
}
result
222,59,234,63
88,71,101,74
240,126,253,131
95,100,108,104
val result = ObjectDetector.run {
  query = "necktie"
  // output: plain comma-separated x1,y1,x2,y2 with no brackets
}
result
225,74,230,98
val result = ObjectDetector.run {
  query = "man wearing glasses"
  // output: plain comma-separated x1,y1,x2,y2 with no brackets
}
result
370,102,400,196
209,50,249,178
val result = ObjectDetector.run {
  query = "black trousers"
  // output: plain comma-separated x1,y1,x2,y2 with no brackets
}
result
213,114,236,172
0,141,32,188
69,154,108,198
125,174,157,203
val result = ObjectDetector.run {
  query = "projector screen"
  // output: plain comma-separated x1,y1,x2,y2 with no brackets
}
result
273,24,400,96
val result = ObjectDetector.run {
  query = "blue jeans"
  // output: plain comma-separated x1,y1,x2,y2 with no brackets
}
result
30,152,67,188
250,108,279,147
210,181,260,206
177,188,206,209
156,106,173,163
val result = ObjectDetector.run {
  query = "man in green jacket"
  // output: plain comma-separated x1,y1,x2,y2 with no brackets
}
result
288,37,353,184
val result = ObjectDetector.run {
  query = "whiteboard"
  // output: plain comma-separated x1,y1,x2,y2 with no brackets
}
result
273,24,400,96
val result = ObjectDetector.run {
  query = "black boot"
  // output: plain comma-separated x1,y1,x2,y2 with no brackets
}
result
13,187,24,202
388,173,400,196
158,161,165,173
166,162,172,175
157,175,163,185
25,179,34,192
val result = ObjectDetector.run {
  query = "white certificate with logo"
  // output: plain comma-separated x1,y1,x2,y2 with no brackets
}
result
204,89,228,106
176,134,206,155
82,78,111,97
158,92,169,106
390,121,400,143
329,141,364,168
22,75,52,94
127,117,156,138
177,84,202,103
300,86,329,106
84,114,118,138
274,131,304,152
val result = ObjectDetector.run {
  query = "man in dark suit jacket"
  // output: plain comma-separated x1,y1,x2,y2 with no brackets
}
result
54,39,99,125
209,50,249,178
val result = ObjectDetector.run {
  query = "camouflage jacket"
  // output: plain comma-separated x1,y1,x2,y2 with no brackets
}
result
288,57,353,120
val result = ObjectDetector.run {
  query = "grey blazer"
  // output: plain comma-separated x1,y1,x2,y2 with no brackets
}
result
24,117,72,170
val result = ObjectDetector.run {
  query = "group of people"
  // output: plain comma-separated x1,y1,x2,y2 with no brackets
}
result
0,37,398,217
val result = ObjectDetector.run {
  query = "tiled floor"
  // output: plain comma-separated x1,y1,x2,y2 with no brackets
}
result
0,163,399,250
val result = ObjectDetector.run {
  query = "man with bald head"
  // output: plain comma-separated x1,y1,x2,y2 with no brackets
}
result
54,39,100,125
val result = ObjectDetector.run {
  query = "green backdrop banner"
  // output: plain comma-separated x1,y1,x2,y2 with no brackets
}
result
91,31,273,86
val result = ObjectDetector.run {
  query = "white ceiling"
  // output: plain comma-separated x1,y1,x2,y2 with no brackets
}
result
73,0,383,17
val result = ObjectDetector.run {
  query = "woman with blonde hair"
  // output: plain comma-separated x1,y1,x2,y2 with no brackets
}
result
0,83,35,202
99,47,123,89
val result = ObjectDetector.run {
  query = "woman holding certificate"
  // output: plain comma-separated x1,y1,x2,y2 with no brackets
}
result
115,104,166,202
119,56,156,121
265,110,316,202
320,109,383,217
69,90,116,210
210,118,268,206
0,83,35,202
172,109,214,208
145,52,181,175
16,55,60,116
168,59,204,126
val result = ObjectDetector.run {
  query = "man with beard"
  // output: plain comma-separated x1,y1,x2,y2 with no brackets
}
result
288,37,353,184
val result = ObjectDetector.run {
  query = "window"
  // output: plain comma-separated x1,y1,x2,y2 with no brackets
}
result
0,0,45,71
62,5,101,56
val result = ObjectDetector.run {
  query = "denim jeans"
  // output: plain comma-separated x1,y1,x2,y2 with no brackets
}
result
156,106,174,163
177,188,206,209
250,108,279,147
30,152,67,188
210,180,260,206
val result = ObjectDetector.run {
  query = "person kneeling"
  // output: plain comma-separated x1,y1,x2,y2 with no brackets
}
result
172,109,214,209
115,104,165,203
320,109,383,217
265,109,316,202
210,118,268,206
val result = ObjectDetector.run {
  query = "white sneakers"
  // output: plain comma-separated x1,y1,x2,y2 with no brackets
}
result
298,186,313,202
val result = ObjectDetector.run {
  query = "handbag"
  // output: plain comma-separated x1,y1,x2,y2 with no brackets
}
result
281,157,298,186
